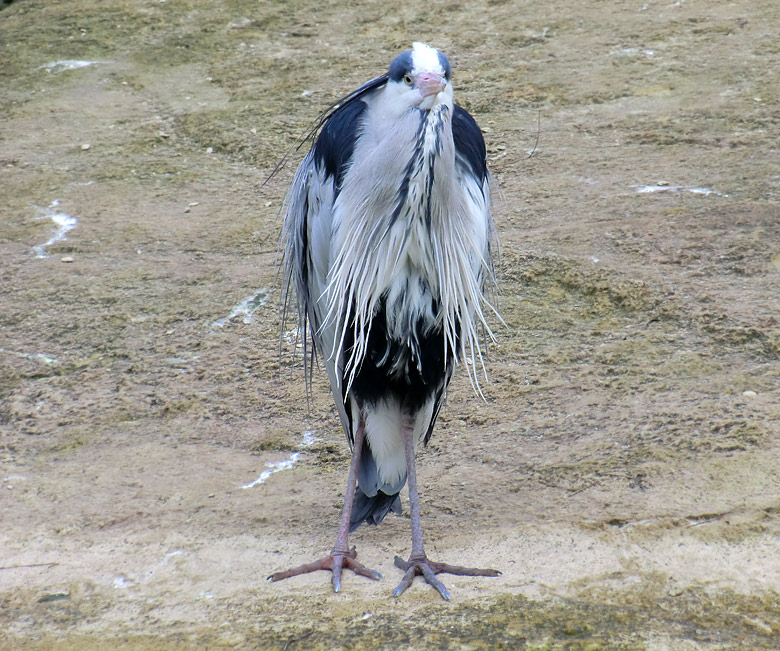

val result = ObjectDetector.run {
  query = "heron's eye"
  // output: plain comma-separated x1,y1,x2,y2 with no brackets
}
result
403,74,413,86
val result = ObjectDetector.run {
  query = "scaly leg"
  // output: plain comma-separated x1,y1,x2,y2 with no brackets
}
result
268,416,381,591
392,416,500,600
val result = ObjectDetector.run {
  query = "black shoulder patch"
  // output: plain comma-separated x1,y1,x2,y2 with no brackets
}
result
452,104,487,181
313,98,368,193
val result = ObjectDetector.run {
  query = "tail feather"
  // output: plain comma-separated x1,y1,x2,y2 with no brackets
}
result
349,488,402,532
349,419,406,532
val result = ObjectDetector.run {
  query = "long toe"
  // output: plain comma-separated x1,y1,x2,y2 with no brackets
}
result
420,562,451,600
427,559,502,578
331,553,344,592
344,555,382,581
268,556,336,582
391,559,417,598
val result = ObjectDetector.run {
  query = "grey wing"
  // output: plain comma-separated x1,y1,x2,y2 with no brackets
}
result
282,152,352,443
452,103,495,271
281,91,376,448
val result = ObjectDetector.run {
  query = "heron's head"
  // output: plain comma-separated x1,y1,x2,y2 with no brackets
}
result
385,42,453,112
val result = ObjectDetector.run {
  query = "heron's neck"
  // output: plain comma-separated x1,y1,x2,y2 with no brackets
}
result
390,105,454,230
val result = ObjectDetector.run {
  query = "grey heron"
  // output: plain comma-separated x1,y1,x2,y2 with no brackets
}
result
269,42,499,599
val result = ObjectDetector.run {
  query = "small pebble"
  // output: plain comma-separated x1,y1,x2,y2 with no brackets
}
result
60,256,74,263
742,390,757,397
80,143,91,151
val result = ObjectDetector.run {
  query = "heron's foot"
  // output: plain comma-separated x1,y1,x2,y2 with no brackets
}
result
392,554,501,600
267,546,382,592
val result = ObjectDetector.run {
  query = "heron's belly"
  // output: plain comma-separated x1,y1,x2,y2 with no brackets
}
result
346,294,456,412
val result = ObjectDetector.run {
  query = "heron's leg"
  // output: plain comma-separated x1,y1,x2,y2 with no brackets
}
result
268,416,381,591
392,416,500,600
328,415,382,591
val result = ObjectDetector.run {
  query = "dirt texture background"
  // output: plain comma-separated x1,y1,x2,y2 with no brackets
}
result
1,0,779,648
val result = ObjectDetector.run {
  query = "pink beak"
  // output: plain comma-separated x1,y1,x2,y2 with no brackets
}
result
415,71,446,98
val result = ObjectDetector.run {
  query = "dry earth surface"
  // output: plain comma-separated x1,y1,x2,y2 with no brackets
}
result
1,0,779,648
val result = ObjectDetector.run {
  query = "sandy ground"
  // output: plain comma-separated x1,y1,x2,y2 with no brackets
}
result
1,0,779,648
